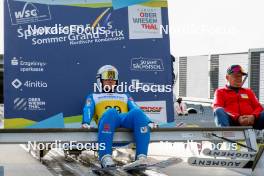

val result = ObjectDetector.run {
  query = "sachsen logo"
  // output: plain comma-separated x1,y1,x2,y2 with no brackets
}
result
7,0,51,25
140,106,162,113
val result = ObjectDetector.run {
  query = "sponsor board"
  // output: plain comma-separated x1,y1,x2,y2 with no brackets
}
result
136,101,167,123
4,0,172,128
128,5,162,39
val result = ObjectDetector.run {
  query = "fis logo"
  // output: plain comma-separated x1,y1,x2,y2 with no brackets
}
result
7,0,51,25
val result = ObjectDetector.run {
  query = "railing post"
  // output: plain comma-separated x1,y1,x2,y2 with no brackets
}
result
244,129,258,152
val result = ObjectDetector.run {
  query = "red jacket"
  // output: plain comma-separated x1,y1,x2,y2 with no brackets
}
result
213,86,263,121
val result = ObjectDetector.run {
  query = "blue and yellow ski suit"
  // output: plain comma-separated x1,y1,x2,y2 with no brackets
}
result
82,93,151,160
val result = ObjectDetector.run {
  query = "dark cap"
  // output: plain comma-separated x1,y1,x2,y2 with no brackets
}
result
226,65,247,75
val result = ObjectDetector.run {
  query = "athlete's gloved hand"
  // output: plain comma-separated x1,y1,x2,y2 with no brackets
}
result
81,123,91,129
148,122,158,129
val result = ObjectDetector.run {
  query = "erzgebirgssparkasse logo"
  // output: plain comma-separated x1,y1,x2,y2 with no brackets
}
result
7,0,51,25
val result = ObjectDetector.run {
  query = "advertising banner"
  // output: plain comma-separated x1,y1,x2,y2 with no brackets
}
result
136,101,167,123
4,0,173,128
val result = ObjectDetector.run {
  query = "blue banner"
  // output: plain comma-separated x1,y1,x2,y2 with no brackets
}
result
4,0,172,128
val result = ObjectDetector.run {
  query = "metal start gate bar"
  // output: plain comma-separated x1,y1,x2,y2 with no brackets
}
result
0,127,257,151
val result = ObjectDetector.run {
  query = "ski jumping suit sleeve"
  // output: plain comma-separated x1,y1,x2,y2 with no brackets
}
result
82,94,95,125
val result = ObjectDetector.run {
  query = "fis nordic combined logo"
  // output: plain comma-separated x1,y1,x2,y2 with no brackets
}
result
7,0,51,25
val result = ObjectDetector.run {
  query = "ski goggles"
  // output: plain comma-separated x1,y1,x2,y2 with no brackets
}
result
101,70,118,80
227,65,247,75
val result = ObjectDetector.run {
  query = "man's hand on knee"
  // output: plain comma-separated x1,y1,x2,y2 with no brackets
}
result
238,116,249,126
238,115,255,126
247,115,255,125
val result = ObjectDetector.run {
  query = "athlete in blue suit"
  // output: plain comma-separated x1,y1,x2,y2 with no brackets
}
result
82,65,155,168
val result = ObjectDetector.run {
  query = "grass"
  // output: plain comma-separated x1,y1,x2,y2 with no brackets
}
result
4,118,35,128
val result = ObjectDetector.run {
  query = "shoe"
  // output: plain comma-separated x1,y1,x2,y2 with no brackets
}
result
101,155,116,168
123,154,148,169
137,155,148,166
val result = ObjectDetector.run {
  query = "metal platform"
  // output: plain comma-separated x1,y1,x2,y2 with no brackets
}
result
0,144,53,176
252,146,264,176
0,127,260,176
0,127,258,151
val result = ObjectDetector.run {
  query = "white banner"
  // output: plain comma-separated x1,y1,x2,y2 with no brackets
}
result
136,100,167,123
128,5,163,39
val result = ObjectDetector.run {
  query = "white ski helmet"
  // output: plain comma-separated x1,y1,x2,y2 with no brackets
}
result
96,65,119,87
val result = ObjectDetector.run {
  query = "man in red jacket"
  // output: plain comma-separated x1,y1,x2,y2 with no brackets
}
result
213,65,264,129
